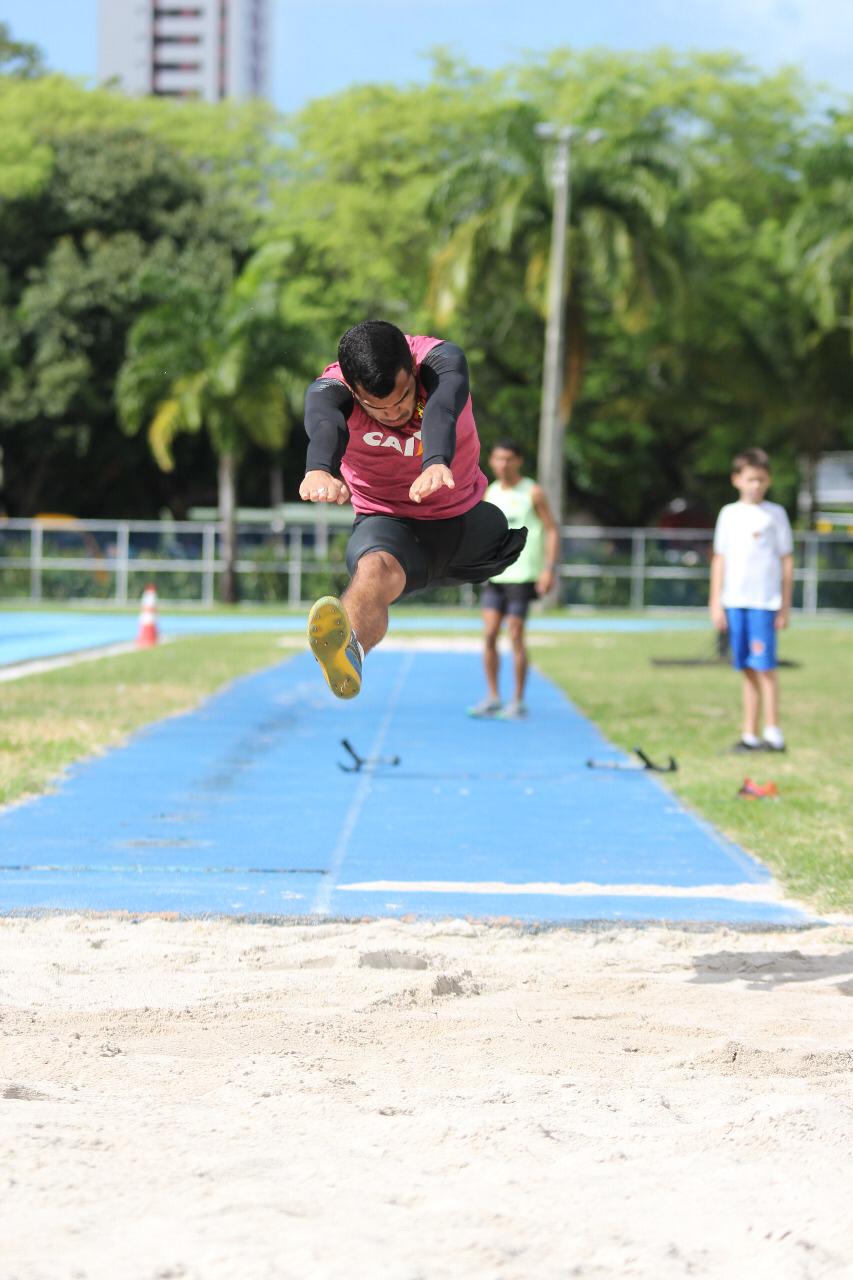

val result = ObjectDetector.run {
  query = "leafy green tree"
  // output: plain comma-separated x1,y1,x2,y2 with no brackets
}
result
231,49,853,525
423,50,844,522
513,51,853,522
0,128,253,516
784,116,853,359
116,246,308,601
0,71,281,202
265,65,509,347
426,96,686,491
0,22,44,79
3,49,852,534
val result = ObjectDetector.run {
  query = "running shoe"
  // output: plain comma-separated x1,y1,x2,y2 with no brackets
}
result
730,739,763,753
468,697,502,718
498,700,529,720
308,596,362,699
761,738,787,752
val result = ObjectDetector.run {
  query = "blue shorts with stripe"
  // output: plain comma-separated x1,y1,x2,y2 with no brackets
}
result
726,608,778,671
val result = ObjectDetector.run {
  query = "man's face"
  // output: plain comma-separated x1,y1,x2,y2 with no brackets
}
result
354,367,418,429
490,447,522,483
732,466,770,504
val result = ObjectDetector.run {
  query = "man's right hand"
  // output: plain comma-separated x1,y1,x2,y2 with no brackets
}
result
299,472,351,505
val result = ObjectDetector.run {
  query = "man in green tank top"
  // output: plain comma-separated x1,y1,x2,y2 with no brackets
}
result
470,440,560,718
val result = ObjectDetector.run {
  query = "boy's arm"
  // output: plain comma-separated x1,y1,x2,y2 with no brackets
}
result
709,553,727,630
774,507,794,628
776,553,794,629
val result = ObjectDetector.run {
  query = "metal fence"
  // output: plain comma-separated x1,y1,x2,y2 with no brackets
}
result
1,516,851,611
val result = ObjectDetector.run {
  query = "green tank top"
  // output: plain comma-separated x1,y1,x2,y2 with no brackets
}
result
485,476,544,583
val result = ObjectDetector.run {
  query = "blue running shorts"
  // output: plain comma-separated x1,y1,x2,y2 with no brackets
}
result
726,607,778,671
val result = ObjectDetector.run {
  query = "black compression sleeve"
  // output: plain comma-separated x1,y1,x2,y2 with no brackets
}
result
418,342,470,469
304,377,354,475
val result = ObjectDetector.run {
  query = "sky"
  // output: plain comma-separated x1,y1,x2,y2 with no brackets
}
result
3,0,853,112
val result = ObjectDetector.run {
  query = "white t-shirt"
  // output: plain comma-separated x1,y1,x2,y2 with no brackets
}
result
713,500,794,610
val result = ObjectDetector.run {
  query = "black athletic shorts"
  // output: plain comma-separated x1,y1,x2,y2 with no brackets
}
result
346,501,527,597
481,580,538,619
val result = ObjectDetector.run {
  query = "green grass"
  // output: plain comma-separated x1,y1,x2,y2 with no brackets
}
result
534,627,853,914
1,621,851,914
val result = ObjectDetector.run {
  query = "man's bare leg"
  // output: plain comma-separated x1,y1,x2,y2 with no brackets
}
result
482,609,502,701
506,614,528,703
468,609,504,716
308,551,405,699
342,550,406,654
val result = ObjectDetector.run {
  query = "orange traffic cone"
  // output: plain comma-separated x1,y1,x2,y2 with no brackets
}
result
137,583,159,647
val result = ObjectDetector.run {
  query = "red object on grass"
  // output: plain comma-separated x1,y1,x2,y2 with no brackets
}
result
738,777,779,799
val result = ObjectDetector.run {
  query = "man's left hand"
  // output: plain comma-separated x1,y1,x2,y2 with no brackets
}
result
410,464,455,504
775,608,790,630
536,569,556,597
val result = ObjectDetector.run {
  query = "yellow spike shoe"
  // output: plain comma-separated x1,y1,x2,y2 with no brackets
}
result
307,596,362,699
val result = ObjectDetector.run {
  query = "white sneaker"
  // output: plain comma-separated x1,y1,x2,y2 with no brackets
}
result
468,697,502,718
499,700,528,720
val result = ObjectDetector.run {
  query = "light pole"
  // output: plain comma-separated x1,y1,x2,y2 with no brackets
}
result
535,124,604,525
535,123,573,526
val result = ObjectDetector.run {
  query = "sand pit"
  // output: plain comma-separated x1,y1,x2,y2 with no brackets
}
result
1,915,852,1279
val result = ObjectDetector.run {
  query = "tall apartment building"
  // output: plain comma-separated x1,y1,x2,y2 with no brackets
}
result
99,1,269,102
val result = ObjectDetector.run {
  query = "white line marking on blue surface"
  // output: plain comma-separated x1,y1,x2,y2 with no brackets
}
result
0,641,142,682
335,880,789,902
312,651,414,916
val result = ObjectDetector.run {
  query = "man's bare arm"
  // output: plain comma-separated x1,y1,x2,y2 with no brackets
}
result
532,485,561,595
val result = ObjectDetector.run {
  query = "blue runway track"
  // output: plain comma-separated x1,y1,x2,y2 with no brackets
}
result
0,609,706,668
0,649,811,925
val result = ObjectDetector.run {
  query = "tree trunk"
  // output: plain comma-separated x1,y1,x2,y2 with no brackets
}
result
269,456,284,509
560,289,585,428
797,412,826,531
218,452,239,605
269,454,286,554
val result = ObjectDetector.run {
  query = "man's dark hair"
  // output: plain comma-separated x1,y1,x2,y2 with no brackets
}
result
491,439,524,458
732,447,771,474
337,320,413,396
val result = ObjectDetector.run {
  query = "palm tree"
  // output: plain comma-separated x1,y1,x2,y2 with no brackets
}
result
784,135,853,349
772,154,853,508
117,245,306,602
426,100,685,488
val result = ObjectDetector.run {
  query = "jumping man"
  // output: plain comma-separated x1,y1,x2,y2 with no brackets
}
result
300,321,527,698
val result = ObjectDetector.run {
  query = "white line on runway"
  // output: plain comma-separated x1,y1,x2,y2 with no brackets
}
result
335,879,789,902
312,651,415,916
0,641,149,683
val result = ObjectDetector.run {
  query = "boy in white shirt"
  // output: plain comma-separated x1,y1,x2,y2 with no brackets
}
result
709,448,794,752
